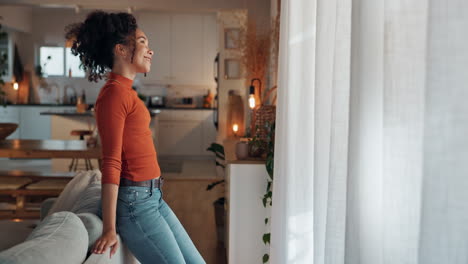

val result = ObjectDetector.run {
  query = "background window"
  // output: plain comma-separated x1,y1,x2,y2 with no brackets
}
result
66,47,85,78
40,46,64,76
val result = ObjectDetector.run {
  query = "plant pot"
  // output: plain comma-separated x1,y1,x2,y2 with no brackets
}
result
213,197,226,247
235,141,249,160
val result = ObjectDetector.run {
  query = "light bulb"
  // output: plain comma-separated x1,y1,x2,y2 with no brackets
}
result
13,82,18,90
248,94,256,109
233,123,239,137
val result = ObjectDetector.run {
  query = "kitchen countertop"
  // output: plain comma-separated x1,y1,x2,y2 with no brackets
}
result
4,103,77,107
40,109,161,117
224,139,266,165
148,107,217,110
4,103,217,111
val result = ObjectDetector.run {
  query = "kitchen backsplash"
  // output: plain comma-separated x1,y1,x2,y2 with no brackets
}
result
18,75,215,107
140,83,215,107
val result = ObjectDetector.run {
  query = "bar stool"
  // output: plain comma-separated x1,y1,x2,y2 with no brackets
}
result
69,130,94,171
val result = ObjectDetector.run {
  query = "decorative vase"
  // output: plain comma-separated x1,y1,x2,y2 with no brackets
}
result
235,141,249,160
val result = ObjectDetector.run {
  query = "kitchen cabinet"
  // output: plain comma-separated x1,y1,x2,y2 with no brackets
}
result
202,15,219,85
156,110,216,157
0,106,75,140
158,120,202,156
201,110,218,154
137,12,218,86
19,106,75,139
171,14,204,85
138,12,171,82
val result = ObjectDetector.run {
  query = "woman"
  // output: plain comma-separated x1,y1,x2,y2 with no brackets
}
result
65,11,205,264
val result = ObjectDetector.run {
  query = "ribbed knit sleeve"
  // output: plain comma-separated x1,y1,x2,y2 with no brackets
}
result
95,87,132,185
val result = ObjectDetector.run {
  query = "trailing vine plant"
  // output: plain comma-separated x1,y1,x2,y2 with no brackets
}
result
262,121,275,263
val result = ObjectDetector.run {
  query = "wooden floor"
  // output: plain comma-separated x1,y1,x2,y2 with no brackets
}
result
163,178,226,264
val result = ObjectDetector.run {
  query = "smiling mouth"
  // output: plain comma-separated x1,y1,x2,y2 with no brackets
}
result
144,57,152,63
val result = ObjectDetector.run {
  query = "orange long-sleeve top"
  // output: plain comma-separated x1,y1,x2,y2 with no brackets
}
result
95,72,161,185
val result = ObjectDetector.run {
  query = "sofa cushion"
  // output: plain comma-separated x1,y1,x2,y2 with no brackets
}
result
71,181,101,215
76,213,102,250
0,211,88,264
40,197,57,220
47,169,101,216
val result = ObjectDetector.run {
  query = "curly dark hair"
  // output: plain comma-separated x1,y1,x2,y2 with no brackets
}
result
65,11,138,82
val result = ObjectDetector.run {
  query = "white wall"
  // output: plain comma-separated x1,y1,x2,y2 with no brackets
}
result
0,5,32,33
216,10,247,142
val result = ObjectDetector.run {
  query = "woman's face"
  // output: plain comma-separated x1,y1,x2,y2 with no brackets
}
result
131,28,154,73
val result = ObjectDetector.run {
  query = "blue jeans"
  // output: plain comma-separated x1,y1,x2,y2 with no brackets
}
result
98,184,205,264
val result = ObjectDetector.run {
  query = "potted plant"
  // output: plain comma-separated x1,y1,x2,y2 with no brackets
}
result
0,24,8,106
261,121,275,263
206,143,226,248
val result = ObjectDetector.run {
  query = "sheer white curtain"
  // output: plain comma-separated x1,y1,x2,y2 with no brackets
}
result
271,0,468,263
270,0,352,263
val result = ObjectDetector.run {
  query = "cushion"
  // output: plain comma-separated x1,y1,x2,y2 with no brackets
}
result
71,181,101,215
76,213,102,250
47,169,101,216
0,211,88,264
40,197,57,220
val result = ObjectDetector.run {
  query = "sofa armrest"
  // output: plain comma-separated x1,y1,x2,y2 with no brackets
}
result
40,197,58,220
83,235,140,264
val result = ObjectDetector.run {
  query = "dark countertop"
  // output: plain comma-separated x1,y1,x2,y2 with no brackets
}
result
4,103,77,107
39,110,94,117
148,107,217,111
4,104,217,111
223,139,266,165
40,109,161,117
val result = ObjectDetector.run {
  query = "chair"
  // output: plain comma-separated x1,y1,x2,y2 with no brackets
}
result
68,130,94,171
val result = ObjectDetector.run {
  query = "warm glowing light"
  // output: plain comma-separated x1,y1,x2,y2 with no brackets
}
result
233,124,239,133
248,95,256,109
12,218,22,222
13,82,19,90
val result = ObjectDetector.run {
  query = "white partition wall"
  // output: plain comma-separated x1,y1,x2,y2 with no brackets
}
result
226,163,269,264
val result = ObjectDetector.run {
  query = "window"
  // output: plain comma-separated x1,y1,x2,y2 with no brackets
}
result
0,31,10,79
38,46,86,78
39,46,64,76
66,48,85,78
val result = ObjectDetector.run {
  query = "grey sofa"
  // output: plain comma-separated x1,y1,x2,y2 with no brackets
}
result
0,170,140,264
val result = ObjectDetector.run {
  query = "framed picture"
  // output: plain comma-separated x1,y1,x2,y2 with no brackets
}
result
225,28,241,50
224,59,241,79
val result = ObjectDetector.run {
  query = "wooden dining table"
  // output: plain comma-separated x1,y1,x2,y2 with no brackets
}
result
0,139,102,218
0,139,101,163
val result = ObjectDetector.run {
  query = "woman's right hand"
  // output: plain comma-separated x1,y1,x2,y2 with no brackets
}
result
92,230,119,257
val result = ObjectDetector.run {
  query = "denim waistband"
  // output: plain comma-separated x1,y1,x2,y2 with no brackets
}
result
120,177,164,188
